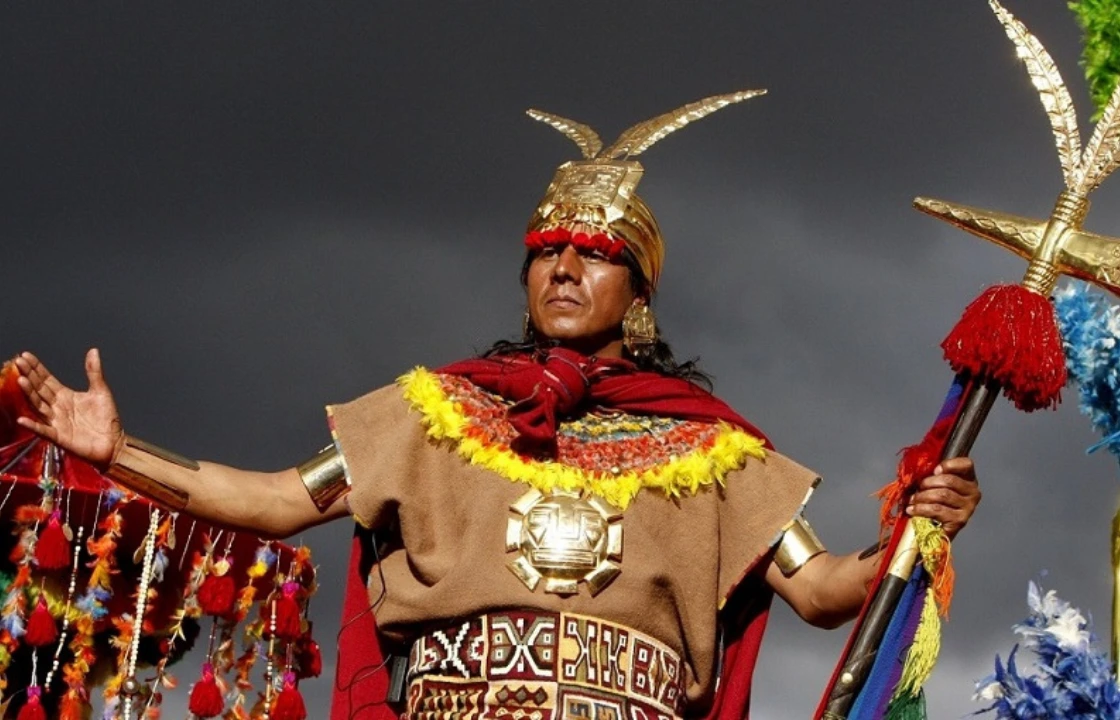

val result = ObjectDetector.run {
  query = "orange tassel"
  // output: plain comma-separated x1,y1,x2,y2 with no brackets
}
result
58,691,86,720
24,597,58,647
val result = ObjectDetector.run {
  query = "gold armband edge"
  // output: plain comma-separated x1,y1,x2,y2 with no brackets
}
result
104,435,195,512
297,445,350,512
774,513,826,577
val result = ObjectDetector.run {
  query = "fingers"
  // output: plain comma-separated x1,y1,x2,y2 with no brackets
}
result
906,458,982,540
909,484,968,510
15,416,59,444
933,457,976,481
85,348,108,391
16,375,54,419
14,352,64,401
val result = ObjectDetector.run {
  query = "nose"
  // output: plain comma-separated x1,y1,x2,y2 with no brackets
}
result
551,244,583,284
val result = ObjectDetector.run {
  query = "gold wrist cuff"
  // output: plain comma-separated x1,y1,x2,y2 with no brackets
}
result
774,514,826,576
297,445,350,512
105,435,197,512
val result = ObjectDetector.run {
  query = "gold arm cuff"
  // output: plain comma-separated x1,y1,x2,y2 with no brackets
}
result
774,513,826,577
297,445,350,512
104,435,196,512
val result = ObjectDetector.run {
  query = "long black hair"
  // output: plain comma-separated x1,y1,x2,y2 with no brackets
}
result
482,248,714,391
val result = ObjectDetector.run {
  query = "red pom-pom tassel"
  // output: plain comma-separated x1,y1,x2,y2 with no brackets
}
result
34,512,70,571
197,573,237,617
16,687,47,720
271,672,308,720
941,284,1066,412
266,581,303,642
188,663,225,718
24,597,58,648
296,635,322,679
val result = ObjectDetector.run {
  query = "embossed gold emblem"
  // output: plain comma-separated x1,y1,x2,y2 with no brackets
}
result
506,489,623,596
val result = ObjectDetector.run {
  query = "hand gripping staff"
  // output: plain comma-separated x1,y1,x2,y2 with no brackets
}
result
818,2,1120,718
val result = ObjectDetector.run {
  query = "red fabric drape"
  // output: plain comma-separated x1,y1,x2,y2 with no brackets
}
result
440,349,771,453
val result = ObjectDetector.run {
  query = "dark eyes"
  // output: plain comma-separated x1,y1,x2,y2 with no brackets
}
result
537,244,607,261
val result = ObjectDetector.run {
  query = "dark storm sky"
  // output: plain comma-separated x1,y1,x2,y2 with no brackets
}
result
4,2,1119,717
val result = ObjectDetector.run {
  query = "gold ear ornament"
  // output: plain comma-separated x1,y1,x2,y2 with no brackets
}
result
622,303,657,357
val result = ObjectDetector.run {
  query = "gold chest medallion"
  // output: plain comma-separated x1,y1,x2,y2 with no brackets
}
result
506,488,623,597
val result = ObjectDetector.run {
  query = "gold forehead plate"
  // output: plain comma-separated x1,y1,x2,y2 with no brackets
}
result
506,488,623,597
536,159,644,227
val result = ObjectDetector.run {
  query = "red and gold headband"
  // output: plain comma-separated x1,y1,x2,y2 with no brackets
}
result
525,90,767,290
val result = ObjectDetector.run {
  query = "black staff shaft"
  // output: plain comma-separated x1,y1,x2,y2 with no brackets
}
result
821,377,997,719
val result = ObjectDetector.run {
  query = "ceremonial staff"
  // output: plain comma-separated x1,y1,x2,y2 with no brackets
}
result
818,2,1120,717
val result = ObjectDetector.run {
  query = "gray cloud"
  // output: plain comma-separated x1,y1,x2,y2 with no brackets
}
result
4,1,1117,717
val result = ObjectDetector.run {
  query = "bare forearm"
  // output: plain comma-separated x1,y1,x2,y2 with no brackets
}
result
108,440,345,538
189,463,323,538
767,546,882,629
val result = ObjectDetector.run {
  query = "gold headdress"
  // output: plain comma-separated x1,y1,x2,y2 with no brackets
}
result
526,90,766,289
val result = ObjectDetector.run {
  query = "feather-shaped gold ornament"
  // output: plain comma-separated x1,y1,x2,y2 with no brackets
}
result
1075,82,1120,193
525,109,603,161
601,89,766,159
526,89,764,289
989,0,1082,189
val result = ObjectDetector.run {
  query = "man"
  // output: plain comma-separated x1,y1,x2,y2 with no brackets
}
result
14,92,980,718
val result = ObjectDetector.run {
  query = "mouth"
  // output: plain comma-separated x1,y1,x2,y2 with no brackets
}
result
546,296,582,309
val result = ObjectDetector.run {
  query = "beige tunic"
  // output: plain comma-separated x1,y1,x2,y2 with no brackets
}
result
328,382,819,706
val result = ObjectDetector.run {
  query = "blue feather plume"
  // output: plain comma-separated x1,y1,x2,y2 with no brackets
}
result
1054,283,1120,458
974,582,1120,718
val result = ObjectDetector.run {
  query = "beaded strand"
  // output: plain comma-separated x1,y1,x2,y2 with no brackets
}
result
43,523,83,690
120,508,159,718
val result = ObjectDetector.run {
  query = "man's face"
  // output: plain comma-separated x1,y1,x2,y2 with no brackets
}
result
525,242,637,358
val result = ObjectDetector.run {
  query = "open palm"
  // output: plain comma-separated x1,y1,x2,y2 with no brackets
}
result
14,349,122,469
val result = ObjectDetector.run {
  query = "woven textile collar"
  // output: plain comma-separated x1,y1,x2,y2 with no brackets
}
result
398,367,766,510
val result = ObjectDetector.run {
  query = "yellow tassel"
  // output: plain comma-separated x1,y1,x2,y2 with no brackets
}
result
896,586,942,698
911,516,954,616
397,367,766,509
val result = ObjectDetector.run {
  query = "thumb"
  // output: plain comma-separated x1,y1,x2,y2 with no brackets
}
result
86,348,108,391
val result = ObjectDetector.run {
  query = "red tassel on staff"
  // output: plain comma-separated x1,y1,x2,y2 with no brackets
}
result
188,663,225,718
941,284,1065,411
271,672,308,720
16,687,47,720
34,512,70,571
24,597,58,648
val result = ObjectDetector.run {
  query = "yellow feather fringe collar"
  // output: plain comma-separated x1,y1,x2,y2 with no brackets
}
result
397,367,767,510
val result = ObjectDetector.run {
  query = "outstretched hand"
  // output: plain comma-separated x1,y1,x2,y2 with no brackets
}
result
14,349,123,470
906,456,981,540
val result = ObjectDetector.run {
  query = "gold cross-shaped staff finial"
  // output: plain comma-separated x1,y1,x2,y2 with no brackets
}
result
917,0,1120,299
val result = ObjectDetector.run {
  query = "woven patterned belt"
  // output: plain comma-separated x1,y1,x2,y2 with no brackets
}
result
406,610,686,720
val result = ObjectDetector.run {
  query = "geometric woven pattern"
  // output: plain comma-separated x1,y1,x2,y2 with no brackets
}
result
406,611,685,720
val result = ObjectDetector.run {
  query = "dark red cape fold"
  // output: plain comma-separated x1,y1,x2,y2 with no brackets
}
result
332,353,774,720
440,349,772,452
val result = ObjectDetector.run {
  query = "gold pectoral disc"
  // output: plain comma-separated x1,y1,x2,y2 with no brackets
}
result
506,489,623,597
